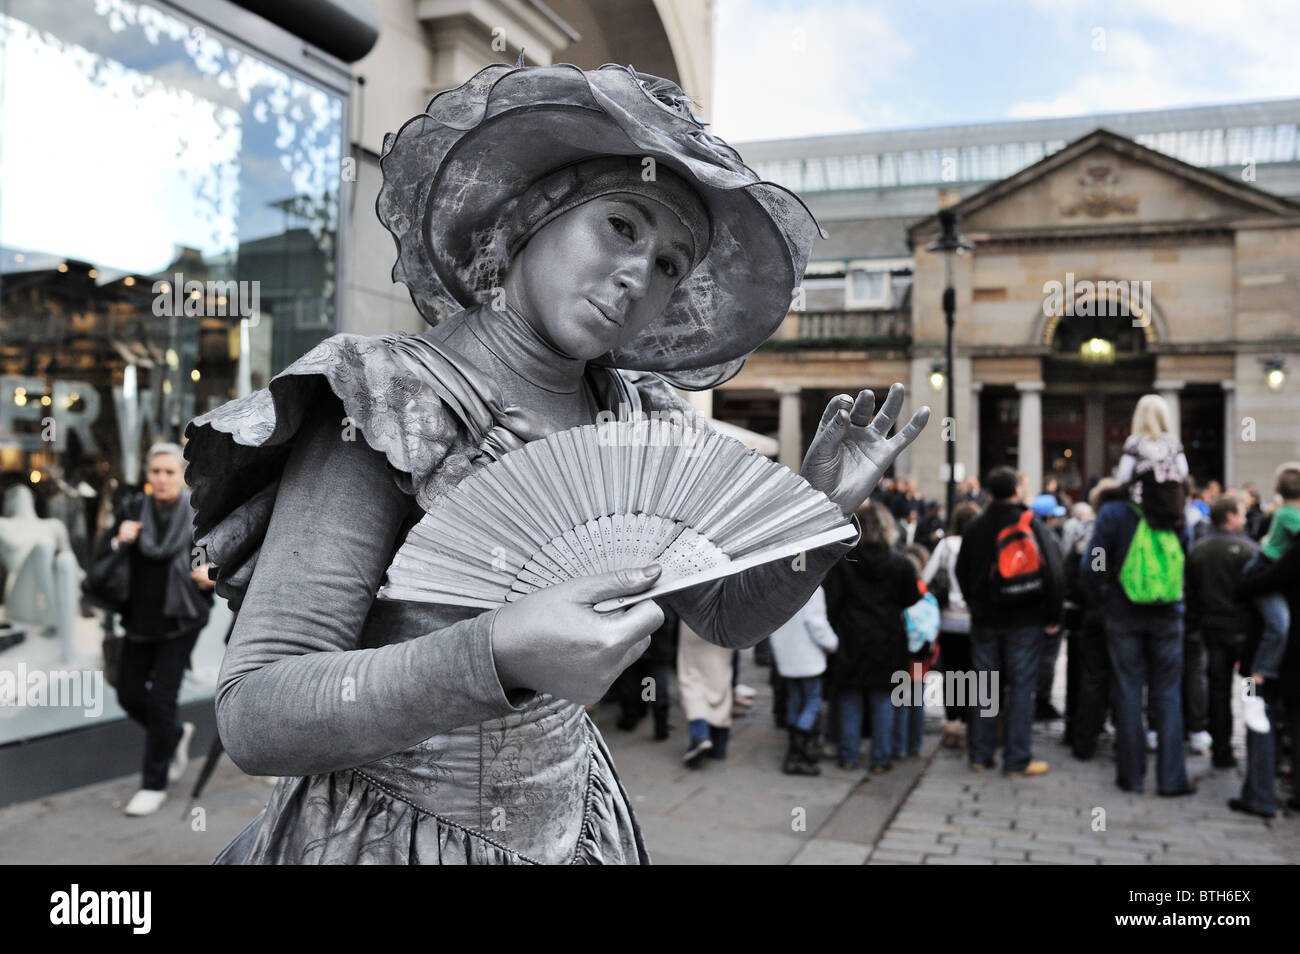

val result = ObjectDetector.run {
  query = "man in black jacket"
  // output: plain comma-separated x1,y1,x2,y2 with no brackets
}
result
1185,494,1256,768
955,467,1064,776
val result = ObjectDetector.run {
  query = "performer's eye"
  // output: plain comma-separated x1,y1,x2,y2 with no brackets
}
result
609,215,634,239
657,257,681,279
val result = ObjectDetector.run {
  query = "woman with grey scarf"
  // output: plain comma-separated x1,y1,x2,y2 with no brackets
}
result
111,443,215,816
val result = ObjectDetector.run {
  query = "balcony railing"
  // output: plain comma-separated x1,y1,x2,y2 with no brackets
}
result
762,309,911,350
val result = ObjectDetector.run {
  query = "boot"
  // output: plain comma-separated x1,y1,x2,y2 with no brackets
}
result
782,729,819,776
797,728,822,776
708,725,730,759
781,728,804,775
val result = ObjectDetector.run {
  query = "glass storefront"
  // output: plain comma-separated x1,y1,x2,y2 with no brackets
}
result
0,0,347,745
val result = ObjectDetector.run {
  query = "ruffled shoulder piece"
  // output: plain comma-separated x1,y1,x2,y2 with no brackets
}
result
183,331,554,609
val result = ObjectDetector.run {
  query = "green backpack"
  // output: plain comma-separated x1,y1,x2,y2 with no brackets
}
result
1118,503,1184,604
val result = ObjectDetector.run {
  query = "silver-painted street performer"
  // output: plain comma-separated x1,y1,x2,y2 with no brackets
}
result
185,61,930,864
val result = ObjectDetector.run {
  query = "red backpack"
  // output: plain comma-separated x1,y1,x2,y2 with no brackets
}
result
988,510,1045,604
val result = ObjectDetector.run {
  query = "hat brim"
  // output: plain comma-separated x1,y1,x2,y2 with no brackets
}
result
377,63,823,391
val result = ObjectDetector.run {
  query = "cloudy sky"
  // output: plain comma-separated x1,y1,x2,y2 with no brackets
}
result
712,0,1300,143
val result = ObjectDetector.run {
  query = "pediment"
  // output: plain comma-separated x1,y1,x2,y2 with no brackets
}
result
913,130,1300,237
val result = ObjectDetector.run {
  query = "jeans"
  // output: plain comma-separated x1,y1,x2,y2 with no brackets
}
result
969,624,1040,772
891,683,925,757
1204,629,1243,763
1182,630,1208,734
1238,686,1277,815
1244,554,1290,678
786,676,823,733
837,689,895,768
116,628,201,790
1106,612,1189,793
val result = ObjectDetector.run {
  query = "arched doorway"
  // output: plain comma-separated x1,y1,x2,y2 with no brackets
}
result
1042,312,1153,501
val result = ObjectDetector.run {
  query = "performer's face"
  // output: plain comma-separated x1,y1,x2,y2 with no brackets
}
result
505,193,695,360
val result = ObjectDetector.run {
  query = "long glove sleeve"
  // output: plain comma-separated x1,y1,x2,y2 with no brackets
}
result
215,397,527,778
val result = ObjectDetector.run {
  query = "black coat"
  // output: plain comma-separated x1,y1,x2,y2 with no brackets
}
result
954,500,1064,629
824,541,921,691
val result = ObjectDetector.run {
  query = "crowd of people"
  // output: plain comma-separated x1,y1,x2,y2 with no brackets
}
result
614,393,1298,821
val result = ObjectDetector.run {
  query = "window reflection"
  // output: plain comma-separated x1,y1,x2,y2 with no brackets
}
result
0,0,344,742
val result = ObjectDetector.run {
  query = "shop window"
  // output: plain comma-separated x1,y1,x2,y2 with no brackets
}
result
0,0,346,745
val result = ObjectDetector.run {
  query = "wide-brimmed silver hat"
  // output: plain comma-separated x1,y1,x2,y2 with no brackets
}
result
376,61,825,390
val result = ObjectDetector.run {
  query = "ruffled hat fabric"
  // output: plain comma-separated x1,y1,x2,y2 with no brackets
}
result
376,62,825,390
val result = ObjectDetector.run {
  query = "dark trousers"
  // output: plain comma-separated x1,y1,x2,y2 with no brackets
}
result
937,629,972,724
969,623,1041,772
1204,629,1244,763
1065,610,1110,757
1106,613,1189,794
1183,630,1208,734
116,629,200,790
1239,685,1278,815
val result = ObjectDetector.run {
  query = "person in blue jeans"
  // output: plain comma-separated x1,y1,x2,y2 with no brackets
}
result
1080,495,1193,796
769,586,839,775
824,501,922,772
954,467,1064,776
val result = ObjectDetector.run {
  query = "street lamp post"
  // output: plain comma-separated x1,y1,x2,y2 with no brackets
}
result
926,209,974,523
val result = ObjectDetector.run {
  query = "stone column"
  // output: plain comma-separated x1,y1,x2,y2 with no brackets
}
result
777,386,803,472
1016,380,1044,496
1154,378,1184,441
1222,379,1236,488
1085,392,1105,485
968,381,982,485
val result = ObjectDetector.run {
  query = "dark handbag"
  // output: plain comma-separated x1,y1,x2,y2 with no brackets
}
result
83,541,131,613
930,565,951,611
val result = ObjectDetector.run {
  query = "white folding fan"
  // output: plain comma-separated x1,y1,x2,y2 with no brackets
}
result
377,418,855,613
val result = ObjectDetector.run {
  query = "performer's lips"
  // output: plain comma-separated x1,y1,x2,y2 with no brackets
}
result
585,297,621,326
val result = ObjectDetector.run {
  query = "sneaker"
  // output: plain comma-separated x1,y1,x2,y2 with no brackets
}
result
682,736,713,767
1005,760,1050,778
1145,730,1158,752
1211,754,1238,769
1157,784,1198,797
124,789,167,816
1188,731,1212,755
1242,695,1270,734
168,721,195,784
733,683,757,701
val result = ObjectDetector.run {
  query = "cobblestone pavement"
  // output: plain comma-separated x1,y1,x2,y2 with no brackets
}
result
2,654,1296,864
873,721,1298,865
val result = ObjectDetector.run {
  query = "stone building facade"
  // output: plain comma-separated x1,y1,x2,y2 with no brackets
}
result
726,121,1300,504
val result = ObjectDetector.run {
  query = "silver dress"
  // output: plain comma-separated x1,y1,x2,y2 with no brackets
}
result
185,308,849,864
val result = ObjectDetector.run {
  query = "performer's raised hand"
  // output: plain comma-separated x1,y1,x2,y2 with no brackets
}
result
800,383,931,519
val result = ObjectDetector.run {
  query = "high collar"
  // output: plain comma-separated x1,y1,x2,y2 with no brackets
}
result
463,301,587,394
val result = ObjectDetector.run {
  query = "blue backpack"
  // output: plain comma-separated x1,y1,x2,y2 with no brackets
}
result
904,592,941,653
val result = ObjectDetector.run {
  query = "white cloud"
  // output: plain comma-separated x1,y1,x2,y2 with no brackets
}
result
711,1,913,141
1010,2,1300,119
